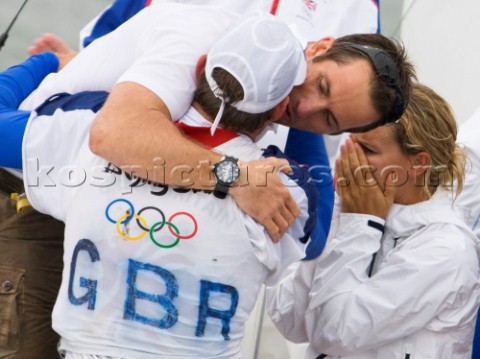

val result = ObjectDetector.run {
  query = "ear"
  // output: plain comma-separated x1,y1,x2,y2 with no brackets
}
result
270,97,290,122
408,151,431,178
195,54,207,84
305,37,335,59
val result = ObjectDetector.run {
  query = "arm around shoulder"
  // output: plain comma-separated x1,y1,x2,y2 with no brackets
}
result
89,81,223,187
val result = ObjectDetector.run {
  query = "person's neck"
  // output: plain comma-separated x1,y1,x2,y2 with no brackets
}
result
191,102,258,141
394,183,430,206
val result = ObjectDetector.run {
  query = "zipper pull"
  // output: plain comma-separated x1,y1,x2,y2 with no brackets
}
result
404,343,414,358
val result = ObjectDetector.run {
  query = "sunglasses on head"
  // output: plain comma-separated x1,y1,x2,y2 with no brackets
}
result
341,42,405,130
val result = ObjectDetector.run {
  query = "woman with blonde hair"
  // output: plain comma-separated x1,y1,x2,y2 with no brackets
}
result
267,83,480,359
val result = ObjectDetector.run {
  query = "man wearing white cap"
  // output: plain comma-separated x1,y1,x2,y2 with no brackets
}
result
0,14,317,358
20,2,415,243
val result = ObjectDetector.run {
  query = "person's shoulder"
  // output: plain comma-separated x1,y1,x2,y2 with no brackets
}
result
406,216,479,268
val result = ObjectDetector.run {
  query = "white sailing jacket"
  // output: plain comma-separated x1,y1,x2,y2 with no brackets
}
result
267,191,480,359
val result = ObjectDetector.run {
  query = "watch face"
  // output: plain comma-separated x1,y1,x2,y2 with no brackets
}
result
215,160,240,185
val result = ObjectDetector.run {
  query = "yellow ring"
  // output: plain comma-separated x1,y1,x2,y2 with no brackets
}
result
116,214,147,241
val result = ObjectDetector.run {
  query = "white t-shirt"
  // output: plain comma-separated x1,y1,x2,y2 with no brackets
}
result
19,3,239,121
23,97,311,358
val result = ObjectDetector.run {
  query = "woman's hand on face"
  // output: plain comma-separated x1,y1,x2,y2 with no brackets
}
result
335,139,396,220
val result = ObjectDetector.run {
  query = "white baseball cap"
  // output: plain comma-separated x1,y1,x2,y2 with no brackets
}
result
205,13,307,135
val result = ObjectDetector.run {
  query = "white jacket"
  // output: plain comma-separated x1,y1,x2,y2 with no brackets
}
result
267,191,480,359
454,106,480,239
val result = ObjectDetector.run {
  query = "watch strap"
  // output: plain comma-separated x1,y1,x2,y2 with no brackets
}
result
213,181,230,199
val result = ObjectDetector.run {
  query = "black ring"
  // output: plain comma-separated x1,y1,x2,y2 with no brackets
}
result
136,206,166,232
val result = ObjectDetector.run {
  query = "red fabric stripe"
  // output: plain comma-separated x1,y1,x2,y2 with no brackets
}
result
145,0,152,7
176,123,239,149
270,0,280,15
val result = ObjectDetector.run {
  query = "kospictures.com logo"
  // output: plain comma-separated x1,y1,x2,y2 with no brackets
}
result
105,198,198,249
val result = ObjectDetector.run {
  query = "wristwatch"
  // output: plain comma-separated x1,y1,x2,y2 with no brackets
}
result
212,156,240,199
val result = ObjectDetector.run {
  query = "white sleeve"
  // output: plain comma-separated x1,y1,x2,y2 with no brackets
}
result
266,259,316,343
20,5,238,121
303,216,479,356
116,5,238,120
246,172,310,287
23,109,95,222
265,196,341,343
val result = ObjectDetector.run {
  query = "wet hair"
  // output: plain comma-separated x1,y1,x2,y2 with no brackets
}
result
315,33,417,132
391,83,465,199
193,68,273,134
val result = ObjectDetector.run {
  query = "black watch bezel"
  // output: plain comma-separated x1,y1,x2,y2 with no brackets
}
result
212,156,239,199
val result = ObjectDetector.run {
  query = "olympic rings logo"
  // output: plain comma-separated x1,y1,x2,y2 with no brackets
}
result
105,199,198,249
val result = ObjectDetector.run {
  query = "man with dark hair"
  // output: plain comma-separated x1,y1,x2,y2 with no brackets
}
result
19,3,416,241
0,14,319,358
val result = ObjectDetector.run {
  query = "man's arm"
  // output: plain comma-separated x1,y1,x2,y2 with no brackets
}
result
90,82,218,185
90,82,300,241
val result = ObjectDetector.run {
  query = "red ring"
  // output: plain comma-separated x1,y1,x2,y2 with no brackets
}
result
167,211,198,239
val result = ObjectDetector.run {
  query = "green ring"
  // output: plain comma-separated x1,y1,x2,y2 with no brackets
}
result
149,221,180,249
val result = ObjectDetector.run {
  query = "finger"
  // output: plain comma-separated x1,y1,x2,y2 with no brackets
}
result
270,188,299,241
41,33,73,54
339,143,354,186
27,39,49,55
263,218,282,243
347,140,372,186
335,158,354,211
334,158,350,195
275,188,300,228
334,157,342,184
266,197,298,243
283,195,300,221
27,46,40,55
346,139,361,173
353,142,376,187
271,212,289,242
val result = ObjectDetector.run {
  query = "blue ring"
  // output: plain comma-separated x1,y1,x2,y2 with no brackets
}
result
105,199,135,224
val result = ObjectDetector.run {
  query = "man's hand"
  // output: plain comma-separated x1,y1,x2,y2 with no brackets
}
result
335,139,396,219
230,157,300,243
27,33,73,56
27,33,78,71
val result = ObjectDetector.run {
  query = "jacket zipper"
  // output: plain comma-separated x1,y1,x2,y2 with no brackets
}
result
393,237,399,248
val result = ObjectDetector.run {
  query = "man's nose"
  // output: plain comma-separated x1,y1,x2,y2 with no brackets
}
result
297,97,328,118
